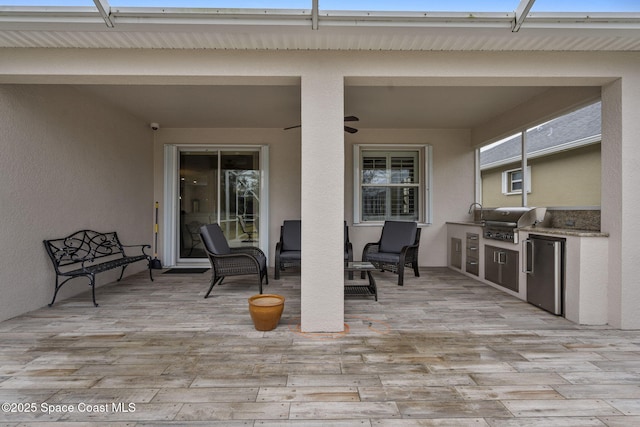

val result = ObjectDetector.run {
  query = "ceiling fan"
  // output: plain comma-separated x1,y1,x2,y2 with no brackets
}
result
284,115,359,134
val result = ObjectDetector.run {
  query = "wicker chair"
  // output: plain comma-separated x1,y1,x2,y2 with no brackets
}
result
274,220,353,280
199,223,268,298
361,220,421,286
344,222,354,279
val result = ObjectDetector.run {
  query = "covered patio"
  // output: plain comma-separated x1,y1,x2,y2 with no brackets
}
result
1,267,639,424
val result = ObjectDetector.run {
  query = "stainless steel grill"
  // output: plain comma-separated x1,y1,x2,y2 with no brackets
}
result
482,207,546,244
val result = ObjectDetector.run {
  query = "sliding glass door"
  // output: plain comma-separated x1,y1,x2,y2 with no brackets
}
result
164,145,268,266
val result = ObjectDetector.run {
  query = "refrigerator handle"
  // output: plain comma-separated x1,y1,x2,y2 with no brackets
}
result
523,238,534,274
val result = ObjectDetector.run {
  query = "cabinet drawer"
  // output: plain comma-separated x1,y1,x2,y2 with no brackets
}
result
466,259,479,276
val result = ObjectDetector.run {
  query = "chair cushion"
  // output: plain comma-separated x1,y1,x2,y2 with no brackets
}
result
281,220,301,251
378,221,417,254
279,250,301,261
200,224,231,255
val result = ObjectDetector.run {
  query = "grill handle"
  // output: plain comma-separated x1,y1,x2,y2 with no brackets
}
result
484,220,518,228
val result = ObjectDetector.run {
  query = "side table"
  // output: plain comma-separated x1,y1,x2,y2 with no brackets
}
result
344,262,378,301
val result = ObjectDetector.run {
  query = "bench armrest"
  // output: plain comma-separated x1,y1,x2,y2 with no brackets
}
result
121,244,152,257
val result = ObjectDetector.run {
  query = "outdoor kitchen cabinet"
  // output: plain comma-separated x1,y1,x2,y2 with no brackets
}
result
450,237,462,269
484,244,519,292
466,233,480,276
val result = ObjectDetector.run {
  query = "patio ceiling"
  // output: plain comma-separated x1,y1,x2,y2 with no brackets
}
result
72,84,553,130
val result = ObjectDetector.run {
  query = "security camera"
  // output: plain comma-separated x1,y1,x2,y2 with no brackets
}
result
150,123,160,131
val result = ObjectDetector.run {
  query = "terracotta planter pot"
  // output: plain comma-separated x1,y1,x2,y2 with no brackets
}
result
248,294,285,331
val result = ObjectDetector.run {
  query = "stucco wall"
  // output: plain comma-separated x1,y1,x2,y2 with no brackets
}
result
0,84,153,322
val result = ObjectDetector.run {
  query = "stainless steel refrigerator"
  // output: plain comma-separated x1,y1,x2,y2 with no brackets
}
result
524,234,565,315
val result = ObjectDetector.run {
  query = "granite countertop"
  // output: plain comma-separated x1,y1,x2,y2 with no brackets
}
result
447,221,609,237
519,226,609,238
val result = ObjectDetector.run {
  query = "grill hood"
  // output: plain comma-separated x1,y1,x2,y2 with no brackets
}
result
483,207,547,228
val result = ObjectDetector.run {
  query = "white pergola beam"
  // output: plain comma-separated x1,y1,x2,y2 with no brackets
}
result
93,0,114,28
513,0,536,32
312,0,318,29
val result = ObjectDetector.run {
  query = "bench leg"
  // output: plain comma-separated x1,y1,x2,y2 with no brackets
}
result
117,265,128,282
48,276,76,307
90,275,99,307
48,277,62,307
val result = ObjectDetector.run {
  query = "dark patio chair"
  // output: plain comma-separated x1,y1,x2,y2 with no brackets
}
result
274,220,353,280
274,220,301,279
361,220,421,286
199,223,268,298
344,222,354,279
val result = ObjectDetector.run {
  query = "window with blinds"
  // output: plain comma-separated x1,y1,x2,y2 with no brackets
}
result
359,150,420,222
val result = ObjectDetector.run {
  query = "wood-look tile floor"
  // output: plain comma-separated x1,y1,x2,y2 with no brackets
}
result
1,267,640,426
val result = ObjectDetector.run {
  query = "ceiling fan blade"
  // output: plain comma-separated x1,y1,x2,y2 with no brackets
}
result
286,120,358,133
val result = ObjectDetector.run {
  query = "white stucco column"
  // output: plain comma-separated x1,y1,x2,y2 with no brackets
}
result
602,76,640,329
300,72,345,332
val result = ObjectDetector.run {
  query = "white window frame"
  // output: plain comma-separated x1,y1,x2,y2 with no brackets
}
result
353,144,432,225
502,166,531,195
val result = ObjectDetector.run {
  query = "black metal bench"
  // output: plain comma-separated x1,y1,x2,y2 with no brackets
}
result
43,230,153,307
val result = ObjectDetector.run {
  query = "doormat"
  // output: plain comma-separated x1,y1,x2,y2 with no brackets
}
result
163,268,209,274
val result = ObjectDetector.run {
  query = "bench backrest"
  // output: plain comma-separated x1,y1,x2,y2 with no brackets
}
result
43,230,125,271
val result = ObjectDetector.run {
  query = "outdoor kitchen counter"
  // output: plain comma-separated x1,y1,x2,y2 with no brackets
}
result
448,222,610,326
520,226,609,238
446,222,609,237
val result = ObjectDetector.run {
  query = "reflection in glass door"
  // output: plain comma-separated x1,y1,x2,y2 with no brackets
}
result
220,151,260,246
178,149,261,261
179,152,218,259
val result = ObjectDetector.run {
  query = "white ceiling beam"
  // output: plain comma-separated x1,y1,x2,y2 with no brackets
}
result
513,0,536,32
93,0,114,28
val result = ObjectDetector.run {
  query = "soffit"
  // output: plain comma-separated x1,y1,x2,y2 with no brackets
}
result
0,8,639,50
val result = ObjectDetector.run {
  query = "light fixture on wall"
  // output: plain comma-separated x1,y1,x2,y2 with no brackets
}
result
150,122,160,131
